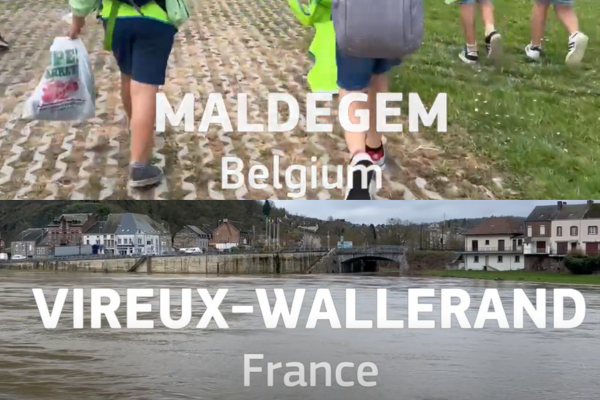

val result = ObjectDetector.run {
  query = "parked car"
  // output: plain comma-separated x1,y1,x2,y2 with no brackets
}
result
11,254,26,260
185,247,203,254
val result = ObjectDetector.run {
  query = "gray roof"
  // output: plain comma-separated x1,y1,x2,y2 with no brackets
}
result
85,221,107,234
15,228,44,243
38,231,51,246
555,204,589,220
525,205,560,221
186,225,211,236
102,213,170,235
584,203,600,219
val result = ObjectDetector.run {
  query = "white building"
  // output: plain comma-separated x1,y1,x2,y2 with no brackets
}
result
83,213,171,256
462,217,525,271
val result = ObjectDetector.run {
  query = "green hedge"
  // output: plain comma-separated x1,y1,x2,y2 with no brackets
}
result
564,255,600,275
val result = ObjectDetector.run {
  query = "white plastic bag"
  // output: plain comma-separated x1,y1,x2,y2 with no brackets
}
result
23,37,95,121
62,13,73,24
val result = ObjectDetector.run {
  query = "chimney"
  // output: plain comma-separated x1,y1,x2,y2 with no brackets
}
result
557,201,563,210
588,200,594,206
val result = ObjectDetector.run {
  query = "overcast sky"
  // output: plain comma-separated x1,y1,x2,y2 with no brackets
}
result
272,200,594,224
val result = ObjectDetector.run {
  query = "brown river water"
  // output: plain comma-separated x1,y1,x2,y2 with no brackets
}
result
1,270,599,400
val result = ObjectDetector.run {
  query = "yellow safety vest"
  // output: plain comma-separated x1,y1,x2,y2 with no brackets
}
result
100,0,169,23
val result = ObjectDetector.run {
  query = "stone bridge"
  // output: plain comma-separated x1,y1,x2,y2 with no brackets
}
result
308,246,409,274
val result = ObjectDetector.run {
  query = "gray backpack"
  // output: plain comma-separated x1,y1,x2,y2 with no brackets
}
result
332,0,424,59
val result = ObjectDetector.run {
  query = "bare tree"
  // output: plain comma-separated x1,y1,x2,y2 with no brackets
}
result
386,219,420,249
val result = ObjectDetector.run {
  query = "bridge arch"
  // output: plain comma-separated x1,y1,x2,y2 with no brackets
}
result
340,255,400,273
335,246,408,274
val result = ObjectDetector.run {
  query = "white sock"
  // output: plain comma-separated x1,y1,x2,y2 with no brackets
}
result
485,26,496,37
466,44,478,53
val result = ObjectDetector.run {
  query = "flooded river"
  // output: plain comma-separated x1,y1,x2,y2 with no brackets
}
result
1,271,599,400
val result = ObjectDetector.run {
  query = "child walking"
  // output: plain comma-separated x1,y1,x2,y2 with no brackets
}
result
457,0,502,64
525,0,588,65
68,0,176,189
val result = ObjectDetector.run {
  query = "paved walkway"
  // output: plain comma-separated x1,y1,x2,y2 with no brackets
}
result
0,0,504,200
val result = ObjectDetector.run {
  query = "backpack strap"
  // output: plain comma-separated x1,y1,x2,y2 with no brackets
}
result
102,1,147,52
103,1,121,51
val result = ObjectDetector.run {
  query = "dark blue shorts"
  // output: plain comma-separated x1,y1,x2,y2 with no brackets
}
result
104,17,175,86
336,44,401,91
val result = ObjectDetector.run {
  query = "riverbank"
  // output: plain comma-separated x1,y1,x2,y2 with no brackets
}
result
420,270,600,285
0,252,325,274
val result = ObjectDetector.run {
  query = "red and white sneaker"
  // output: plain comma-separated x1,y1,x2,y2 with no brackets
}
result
344,152,381,200
366,143,386,170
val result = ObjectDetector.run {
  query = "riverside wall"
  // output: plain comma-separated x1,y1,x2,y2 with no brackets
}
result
0,252,326,274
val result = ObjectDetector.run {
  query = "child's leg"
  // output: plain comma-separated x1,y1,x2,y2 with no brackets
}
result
126,19,175,187
366,74,386,150
458,0,479,63
479,0,502,60
553,0,588,64
478,0,496,36
531,1,550,47
120,73,133,124
554,3,579,35
336,47,380,200
459,0,477,46
365,59,400,170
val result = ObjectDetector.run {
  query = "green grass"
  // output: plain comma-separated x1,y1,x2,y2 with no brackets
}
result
392,0,599,198
422,270,600,285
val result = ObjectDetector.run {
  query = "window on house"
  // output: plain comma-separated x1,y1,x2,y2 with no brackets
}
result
527,226,532,237
86,240,90,245
518,239,523,246
570,226,578,236
515,256,520,263
557,226,563,236
118,238,121,244
498,256,503,263
485,240,490,245
474,256,479,263
138,238,142,245
589,226,598,235
540,225,546,236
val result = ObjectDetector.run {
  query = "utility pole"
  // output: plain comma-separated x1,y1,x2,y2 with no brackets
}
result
442,213,445,250
265,217,269,250
266,218,270,251
327,231,330,250
276,219,280,250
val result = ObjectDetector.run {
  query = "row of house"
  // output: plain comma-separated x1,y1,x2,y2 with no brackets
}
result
172,219,250,251
10,214,251,258
459,200,600,272
11,213,173,257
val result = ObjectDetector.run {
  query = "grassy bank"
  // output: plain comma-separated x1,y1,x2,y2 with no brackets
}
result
423,270,600,285
392,0,599,198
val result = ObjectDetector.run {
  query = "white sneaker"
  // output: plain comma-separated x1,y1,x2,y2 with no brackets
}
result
525,44,542,61
485,31,502,61
459,47,479,64
566,32,589,65
344,153,380,200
